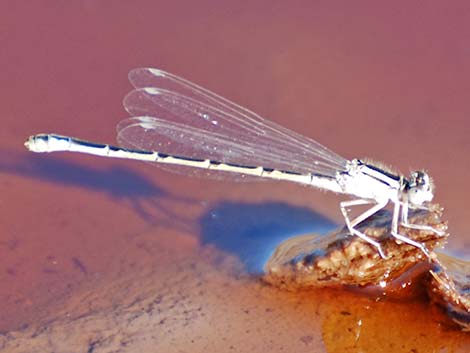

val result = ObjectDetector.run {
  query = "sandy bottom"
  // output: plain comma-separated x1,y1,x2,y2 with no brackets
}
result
1,223,470,353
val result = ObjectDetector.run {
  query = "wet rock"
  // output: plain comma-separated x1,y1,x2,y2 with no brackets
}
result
264,204,470,330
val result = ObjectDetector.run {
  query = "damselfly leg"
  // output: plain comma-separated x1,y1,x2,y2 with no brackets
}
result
340,199,389,258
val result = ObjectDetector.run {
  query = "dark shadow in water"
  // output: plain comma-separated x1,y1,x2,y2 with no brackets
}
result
199,201,337,274
4,150,338,272
1,151,196,229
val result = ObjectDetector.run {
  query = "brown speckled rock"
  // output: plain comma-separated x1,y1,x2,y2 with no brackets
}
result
264,204,470,330
265,204,448,289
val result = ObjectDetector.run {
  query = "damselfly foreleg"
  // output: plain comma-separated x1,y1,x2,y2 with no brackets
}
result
391,200,431,257
399,201,445,236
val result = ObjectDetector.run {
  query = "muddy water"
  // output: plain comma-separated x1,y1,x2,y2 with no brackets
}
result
2,1,470,352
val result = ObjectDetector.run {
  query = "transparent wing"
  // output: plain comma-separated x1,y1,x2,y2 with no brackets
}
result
117,67,348,180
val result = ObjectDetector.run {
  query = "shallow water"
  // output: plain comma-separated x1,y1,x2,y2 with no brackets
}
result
2,221,470,352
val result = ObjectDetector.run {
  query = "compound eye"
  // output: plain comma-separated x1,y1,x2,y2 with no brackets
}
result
411,171,429,187
416,172,425,185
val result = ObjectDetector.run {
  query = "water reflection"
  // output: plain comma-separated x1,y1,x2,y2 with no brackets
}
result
199,201,336,273
0,151,195,228
4,151,337,265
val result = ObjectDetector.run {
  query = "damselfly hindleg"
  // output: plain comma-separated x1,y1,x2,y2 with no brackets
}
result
340,199,389,258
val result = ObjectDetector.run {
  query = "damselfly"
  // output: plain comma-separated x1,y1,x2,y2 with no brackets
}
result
25,68,444,258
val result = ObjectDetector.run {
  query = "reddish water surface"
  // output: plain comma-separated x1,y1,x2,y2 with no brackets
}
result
1,1,470,352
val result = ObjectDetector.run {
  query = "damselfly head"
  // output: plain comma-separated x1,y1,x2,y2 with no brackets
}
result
407,171,434,205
